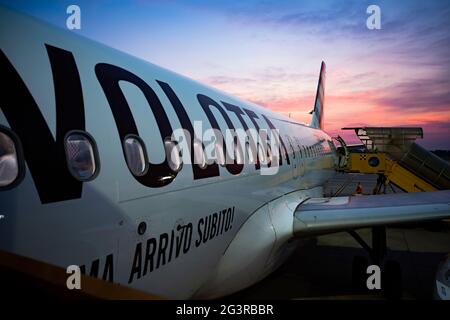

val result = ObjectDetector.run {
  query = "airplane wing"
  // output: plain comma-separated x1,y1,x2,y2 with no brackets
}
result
294,190,450,237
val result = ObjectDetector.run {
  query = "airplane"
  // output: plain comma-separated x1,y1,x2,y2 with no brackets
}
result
0,6,449,299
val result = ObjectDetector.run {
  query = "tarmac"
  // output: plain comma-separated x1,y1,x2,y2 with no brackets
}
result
231,173,450,300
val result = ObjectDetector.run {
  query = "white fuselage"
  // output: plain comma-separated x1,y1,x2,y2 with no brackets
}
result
0,7,336,298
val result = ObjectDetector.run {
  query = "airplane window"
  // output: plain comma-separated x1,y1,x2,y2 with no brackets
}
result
235,139,244,165
0,130,20,188
257,143,266,164
65,132,99,181
295,141,301,158
215,141,226,166
193,139,207,169
287,137,295,159
165,139,183,172
282,142,289,161
246,142,255,164
124,136,148,176
266,144,272,164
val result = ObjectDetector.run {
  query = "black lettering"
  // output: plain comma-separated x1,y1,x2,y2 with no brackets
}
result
0,46,85,203
261,114,290,165
175,225,185,257
80,259,99,278
102,254,114,282
183,223,193,254
196,218,204,247
209,212,218,240
220,209,227,235
216,211,222,237
95,63,178,188
143,237,157,276
157,81,219,180
230,206,235,229
197,94,243,175
156,233,169,269
225,208,232,232
128,242,142,283
202,215,211,243
223,102,260,170
168,230,175,263
243,109,261,131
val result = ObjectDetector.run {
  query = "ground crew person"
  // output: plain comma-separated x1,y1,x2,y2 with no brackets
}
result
356,182,363,194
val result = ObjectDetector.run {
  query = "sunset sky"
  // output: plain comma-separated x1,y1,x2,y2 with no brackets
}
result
2,0,450,148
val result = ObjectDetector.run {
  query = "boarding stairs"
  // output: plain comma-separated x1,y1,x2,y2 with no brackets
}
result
336,127,450,193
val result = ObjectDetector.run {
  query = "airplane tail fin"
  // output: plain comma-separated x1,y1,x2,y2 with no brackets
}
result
310,61,326,130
